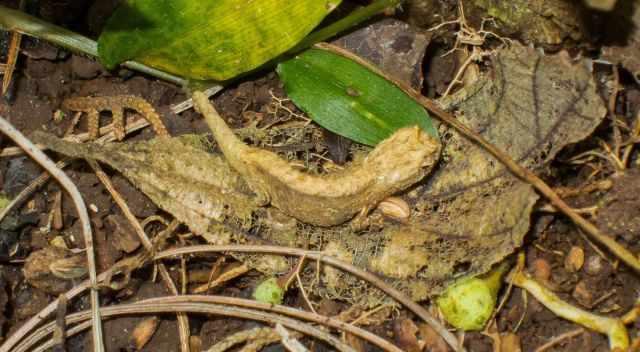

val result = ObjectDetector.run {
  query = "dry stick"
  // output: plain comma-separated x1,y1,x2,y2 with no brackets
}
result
0,118,150,223
275,323,309,352
533,328,585,352
24,299,367,352
154,245,463,352
52,294,68,352
314,42,640,273
206,327,280,352
2,26,21,95
0,116,104,352
88,161,191,352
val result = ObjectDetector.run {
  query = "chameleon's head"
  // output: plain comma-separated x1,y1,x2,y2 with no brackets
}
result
365,126,441,188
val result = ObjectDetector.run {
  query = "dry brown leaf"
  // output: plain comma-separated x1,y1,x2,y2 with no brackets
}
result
419,323,449,352
469,0,586,44
130,317,159,350
500,332,522,352
393,319,421,352
384,43,605,297
31,133,258,235
333,18,431,90
24,246,79,294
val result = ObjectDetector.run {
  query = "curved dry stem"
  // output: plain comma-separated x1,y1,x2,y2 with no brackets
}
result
19,297,389,352
154,245,463,352
0,116,104,352
314,42,640,274
511,270,628,350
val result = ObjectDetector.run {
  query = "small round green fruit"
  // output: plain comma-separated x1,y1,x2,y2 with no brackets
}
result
253,277,284,304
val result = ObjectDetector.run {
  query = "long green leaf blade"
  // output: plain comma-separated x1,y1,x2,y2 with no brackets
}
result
277,48,438,146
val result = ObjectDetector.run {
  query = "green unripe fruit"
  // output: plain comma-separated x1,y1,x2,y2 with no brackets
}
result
253,277,284,305
436,262,508,331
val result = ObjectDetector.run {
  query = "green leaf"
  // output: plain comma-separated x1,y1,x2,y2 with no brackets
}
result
97,0,342,81
277,48,438,146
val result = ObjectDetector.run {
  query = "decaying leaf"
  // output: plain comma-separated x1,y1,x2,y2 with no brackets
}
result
304,43,606,303
393,319,421,352
332,18,431,90
398,43,604,294
192,91,441,226
469,0,587,44
24,246,81,294
31,133,258,235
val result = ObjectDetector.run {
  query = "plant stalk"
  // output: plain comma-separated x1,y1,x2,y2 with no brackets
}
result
0,4,187,86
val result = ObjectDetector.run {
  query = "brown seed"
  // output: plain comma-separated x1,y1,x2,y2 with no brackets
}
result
378,197,411,220
565,246,585,272
130,317,159,350
531,258,551,283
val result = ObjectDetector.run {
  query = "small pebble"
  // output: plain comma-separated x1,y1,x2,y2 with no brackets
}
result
572,280,593,307
585,255,604,276
532,258,551,283
565,246,585,272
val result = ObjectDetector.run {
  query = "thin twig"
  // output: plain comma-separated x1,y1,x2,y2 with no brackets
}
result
206,327,279,352
276,323,309,352
51,294,67,352
0,116,104,352
2,25,21,95
154,245,463,352
22,296,393,352
170,85,224,114
533,328,584,352
315,42,640,274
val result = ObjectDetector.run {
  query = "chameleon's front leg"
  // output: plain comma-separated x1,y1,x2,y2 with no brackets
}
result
349,205,372,231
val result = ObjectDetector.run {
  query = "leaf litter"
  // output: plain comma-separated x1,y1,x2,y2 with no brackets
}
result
32,42,606,306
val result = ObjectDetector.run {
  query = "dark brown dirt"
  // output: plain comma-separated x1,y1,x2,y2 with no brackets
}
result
0,1,639,352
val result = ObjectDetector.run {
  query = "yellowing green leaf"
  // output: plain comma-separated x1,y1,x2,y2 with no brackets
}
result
98,0,342,81
277,48,437,146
